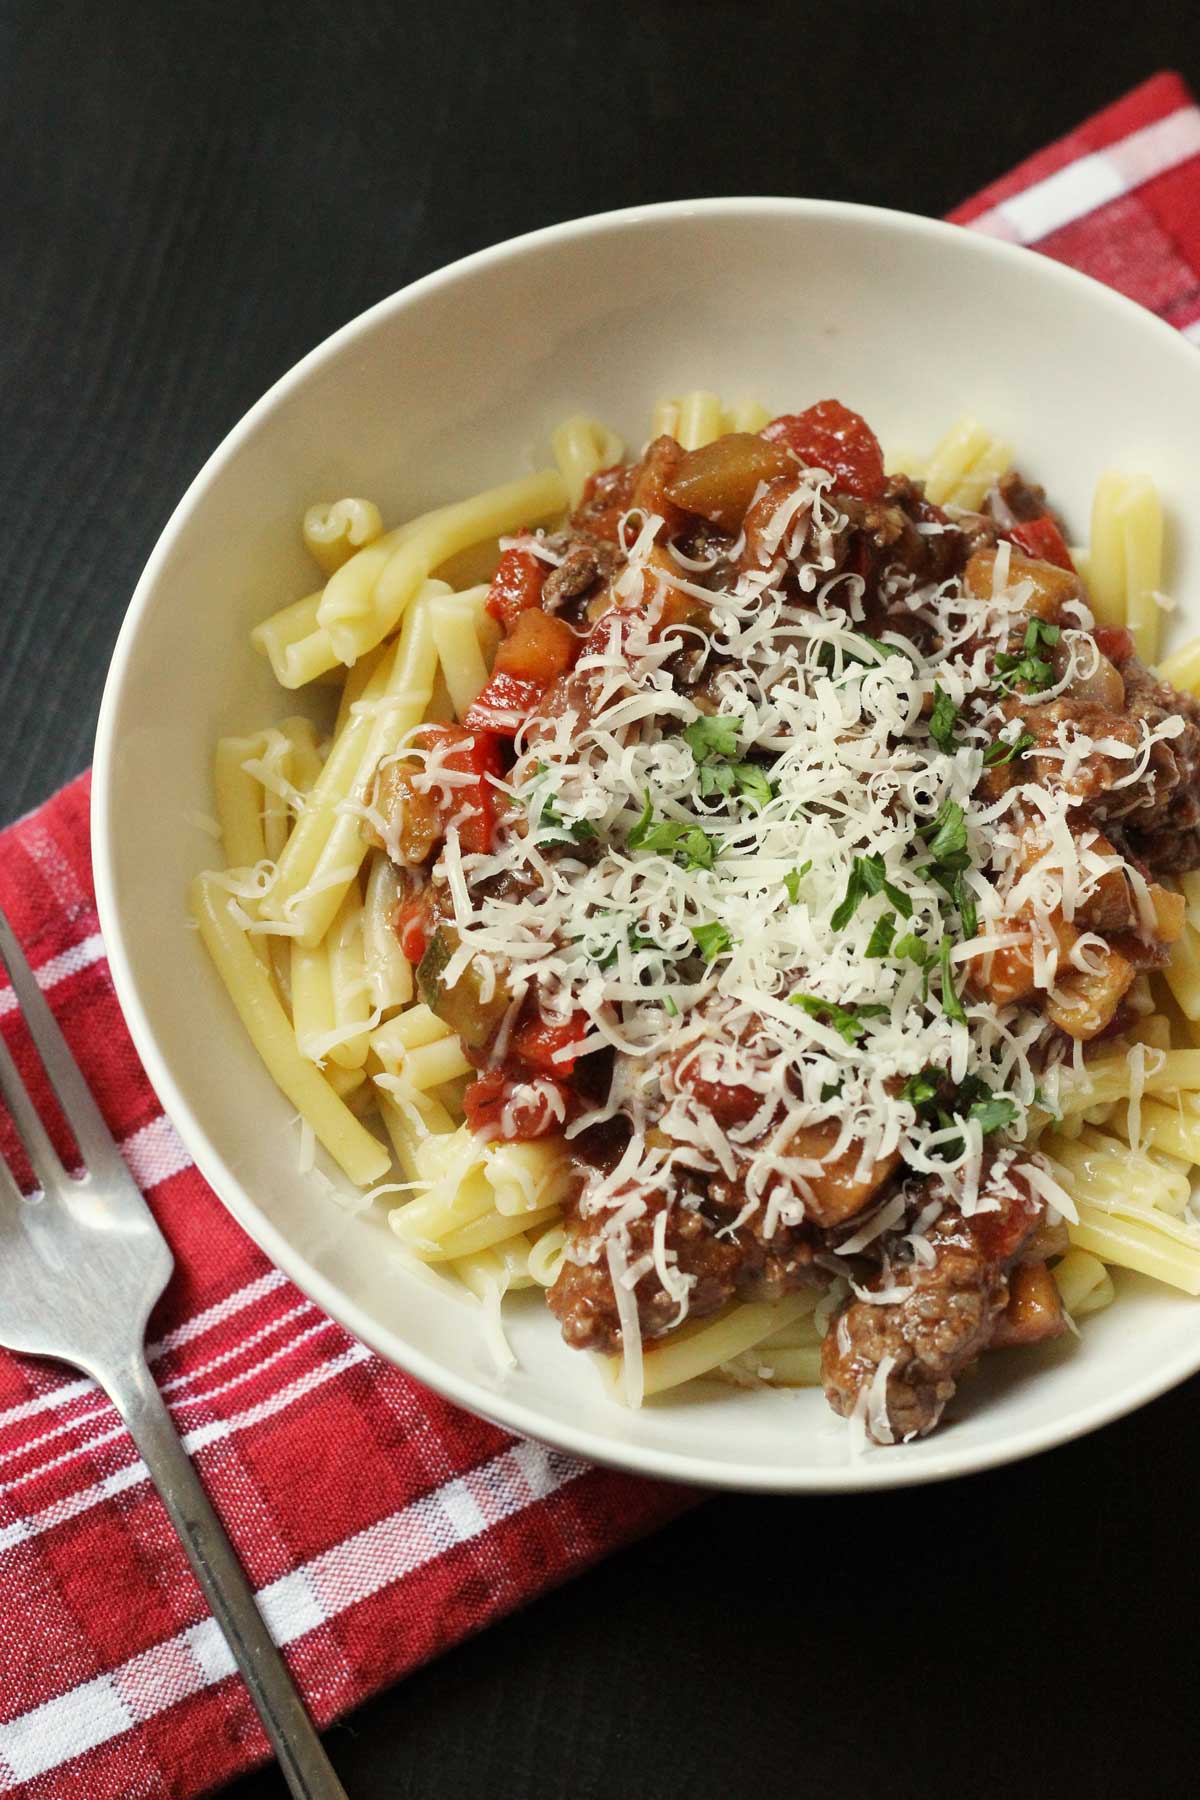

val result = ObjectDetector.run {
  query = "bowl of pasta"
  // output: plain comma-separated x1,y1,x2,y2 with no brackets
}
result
93,199,1200,1489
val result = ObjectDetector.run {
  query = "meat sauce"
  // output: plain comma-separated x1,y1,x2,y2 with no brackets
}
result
365,402,1200,1441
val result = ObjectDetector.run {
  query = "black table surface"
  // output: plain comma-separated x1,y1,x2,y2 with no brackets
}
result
4,4,1200,1796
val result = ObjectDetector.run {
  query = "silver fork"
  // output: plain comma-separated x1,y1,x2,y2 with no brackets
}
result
0,907,348,1800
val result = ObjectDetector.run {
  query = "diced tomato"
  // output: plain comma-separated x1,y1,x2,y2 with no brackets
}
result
463,670,549,737
512,1013,589,1076
493,607,576,684
462,1071,571,1139
395,897,429,965
413,722,504,854
761,400,886,501
1093,624,1134,665
485,543,547,630
1008,515,1074,571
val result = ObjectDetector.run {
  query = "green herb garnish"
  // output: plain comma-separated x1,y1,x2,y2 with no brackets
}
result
865,911,897,959
983,729,1036,767
939,935,967,1023
783,861,813,904
790,995,890,1044
683,714,741,762
929,686,961,753
691,921,733,963
627,791,718,870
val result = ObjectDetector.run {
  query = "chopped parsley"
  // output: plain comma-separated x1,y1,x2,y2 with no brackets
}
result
901,1067,940,1107
683,714,740,762
685,715,774,811
831,853,913,931
938,935,967,1023
929,686,961,753
790,995,890,1044
994,622,1060,696
984,728,1036,767
691,921,733,963
894,930,930,967
922,799,969,870
865,911,897,959
967,1095,1020,1134
627,792,717,869
784,861,813,904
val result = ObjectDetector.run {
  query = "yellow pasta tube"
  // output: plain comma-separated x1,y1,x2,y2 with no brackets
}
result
371,1004,454,1070
948,439,1012,511
325,884,373,1069
551,415,624,508
1088,470,1129,628
302,498,384,578
526,1223,568,1287
334,643,389,740
400,1036,474,1090
362,853,413,1014
1068,1206,1200,1294
601,1293,814,1401
190,873,390,1186
390,1167,497,1247
213,732,272,871
1163,920,1200,1020
428,595,491,718
278,715,324,795
1052,1248,1115,1317
922,418,991,505
485,1139,573,1215
265,587,442,947
317,470,567,660
650,397,680,439
757,1346,823,1387
1118,474,1164,663
430,1203,562,1262
1157,633,1200,693
722,399,771,434
1053,1049,1200,1114
376,1091,457,1184
1109,1095,1200,1164
676,390,723,452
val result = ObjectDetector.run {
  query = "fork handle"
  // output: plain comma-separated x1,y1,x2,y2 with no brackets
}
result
105,1352,349,1800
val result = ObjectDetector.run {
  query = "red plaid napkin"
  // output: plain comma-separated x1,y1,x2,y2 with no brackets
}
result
2,68,1199,1800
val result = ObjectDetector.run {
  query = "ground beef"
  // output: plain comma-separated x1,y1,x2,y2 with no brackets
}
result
1105,655,1200,870
839,474,967,593
547,1188,750,1352
821,1161,1043,1441
541,537,622,618
992,468,1053,524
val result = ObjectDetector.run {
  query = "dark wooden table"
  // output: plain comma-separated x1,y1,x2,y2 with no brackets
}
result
3,4,1199,1796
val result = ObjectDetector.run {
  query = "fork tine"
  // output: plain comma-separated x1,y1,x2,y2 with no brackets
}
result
0,1029,66,1193
0,1135,24,1213
0,908,123,1180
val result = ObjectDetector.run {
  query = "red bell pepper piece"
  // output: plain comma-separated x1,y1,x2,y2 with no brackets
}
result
1009,515,1074,571
761,400,886,501
462,1071,571,1139
395,896,429,965
464,611,578,738
512,1012,588,1076
485,543,547,631
412,723,504,854
463,671,548,738
1093,625,1134,665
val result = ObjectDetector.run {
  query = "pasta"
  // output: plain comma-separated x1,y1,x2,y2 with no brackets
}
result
194,393,1200,1445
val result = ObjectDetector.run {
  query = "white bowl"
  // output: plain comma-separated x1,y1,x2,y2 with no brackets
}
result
93,199,1200,1491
